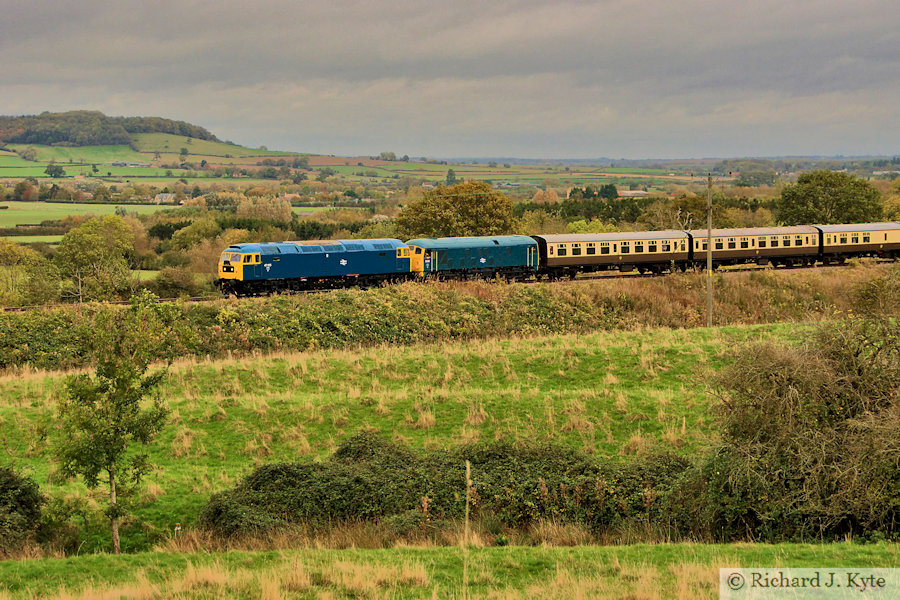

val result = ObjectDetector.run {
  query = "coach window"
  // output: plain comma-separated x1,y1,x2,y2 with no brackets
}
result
621,242,630,254
794,236,803,247
727,238,736,249
840,235,848,244
701,240,708,251
661,241,671,252
558,244,567,257
826,235,831,244
680,241,686,251
586,243,596,255
863,233,870,243
770,237,778,247
648,241,658,253
782,236,791,247
758,237,766,248
740,237,749,249
634,242,644,253
571,243,582,256
851,234,859,244
600,243,610,255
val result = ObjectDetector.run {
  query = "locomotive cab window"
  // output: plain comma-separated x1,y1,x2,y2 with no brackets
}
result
243,255,252,263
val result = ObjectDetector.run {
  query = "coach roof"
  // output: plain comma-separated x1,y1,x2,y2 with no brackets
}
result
534,231,689,243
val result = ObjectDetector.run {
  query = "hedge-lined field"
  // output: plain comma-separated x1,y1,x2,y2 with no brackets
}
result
1,262,894,372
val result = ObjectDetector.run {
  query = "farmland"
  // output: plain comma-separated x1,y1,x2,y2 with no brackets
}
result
0,201,169,228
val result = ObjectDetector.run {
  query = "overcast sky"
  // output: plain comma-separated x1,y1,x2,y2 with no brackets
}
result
2,0,899,159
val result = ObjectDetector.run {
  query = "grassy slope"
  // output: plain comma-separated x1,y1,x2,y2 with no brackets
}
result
131,133,297,158
1,543,896,599
0,323,794,552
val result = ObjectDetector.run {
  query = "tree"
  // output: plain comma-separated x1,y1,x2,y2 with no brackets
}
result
776,170,882,225
55,215,135,302
44,162,65,178
54,291,177,554
395,181,515,238
445,168,458,185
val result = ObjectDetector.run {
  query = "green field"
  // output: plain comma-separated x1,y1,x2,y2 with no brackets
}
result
0,201,171,227
0,234,64,244
131,133,299,158
4,144,148,164
1,543,896,599
0,323,794,552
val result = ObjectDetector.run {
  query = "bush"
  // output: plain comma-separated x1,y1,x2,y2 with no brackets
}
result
668,318,900,542
198,433,690,538
0,466,44,554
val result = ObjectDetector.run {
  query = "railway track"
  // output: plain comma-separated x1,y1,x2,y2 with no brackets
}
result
3,259,892,313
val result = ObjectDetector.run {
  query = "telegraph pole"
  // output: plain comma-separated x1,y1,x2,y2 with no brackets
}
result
706,173,713,327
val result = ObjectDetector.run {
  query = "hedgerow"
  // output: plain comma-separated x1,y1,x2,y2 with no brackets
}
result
1,265,895,372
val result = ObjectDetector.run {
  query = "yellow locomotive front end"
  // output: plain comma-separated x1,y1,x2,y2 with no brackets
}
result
218,250,244,282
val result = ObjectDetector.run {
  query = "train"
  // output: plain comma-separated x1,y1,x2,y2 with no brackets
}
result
214,222,900,296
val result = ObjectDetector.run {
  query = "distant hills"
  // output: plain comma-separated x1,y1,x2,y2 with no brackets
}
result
0,110,219,147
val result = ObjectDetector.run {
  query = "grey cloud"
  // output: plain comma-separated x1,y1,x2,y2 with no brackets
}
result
1,0,898,157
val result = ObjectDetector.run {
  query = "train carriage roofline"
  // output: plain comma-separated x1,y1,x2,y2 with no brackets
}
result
533,230,690,243
813,222,900,233
686,226,819,237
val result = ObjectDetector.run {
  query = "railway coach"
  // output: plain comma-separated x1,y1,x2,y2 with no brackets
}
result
816,222,900,263
533,231,690,278
686,226,820,268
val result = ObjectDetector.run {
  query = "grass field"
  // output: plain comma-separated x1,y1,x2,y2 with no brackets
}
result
0,543,896,599
131,134,299,159
4,144,148,165
0,201,172,227
0,323,797,552
0,234,64,244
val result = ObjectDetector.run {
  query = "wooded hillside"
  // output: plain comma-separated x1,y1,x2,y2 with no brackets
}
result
0,111,219,146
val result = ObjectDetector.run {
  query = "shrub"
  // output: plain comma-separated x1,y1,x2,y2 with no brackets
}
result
198,433,690,538
0,466,44,554
668,318,900,542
